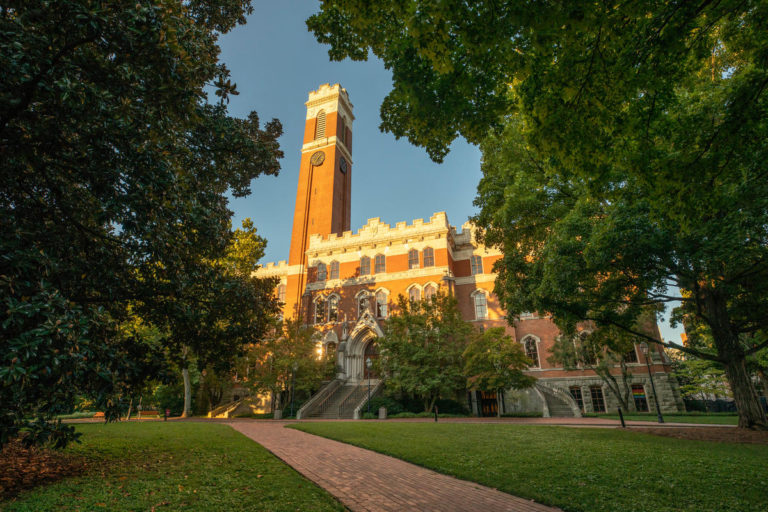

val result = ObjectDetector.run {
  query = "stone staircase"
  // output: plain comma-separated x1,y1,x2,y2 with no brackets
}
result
535,382,582,418
301,380,379,419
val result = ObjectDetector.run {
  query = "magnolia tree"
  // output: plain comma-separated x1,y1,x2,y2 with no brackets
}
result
1,0,282,446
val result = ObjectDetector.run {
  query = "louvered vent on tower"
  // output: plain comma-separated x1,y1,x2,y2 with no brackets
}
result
315,110,326,139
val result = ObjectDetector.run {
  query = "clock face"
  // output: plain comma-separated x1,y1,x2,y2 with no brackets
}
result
339,157,347,174
310,151,325,166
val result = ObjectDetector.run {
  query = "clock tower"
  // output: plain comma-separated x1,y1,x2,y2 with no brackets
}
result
286,84,354,315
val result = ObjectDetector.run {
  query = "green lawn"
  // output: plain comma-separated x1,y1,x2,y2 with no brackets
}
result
291,422,767,512
598,413,739,425
2,422,344,512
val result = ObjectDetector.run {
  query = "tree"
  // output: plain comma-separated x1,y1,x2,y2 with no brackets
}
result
1,1,282,447
378,294,472,412
549,327,646,413
463,327,534,417
149,218,278,418
242,318,327,414
308,2,768,429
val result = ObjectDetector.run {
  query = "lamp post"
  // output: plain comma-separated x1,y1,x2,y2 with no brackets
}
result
640,343,664,423
290,362,298,419
366,357,372,415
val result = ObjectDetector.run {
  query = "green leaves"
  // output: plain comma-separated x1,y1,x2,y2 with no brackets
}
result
1,1,282,447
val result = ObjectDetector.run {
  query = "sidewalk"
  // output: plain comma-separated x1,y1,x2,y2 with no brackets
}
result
229,421,561,512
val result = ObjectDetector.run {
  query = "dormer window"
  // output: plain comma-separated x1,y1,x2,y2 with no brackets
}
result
408,249,419,269
360,256,371,276
423,247,434,267
470,255,483,275
316,262,327,281
330,261,340,280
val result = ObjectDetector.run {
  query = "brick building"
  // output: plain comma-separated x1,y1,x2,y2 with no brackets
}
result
256,84,683,418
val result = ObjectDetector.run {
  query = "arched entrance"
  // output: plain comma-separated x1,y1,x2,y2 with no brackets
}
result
363,341,379,379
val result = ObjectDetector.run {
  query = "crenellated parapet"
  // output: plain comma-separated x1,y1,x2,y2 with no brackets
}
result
307,212,453,256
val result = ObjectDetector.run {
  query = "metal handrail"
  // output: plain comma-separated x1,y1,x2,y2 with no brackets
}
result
337,385,365,417
296,379,341,420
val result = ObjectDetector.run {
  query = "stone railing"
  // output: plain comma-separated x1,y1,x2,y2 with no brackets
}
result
535,381,582,418
353,379,383,420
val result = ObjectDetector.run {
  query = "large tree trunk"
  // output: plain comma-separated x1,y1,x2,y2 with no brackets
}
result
704,290,767,429
723,355,767,429
181,366,192,418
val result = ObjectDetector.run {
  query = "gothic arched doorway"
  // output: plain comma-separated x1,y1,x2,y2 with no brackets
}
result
363,341,379,379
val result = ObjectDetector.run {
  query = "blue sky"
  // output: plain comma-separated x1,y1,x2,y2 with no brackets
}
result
217,2,683,345
220,1,481,265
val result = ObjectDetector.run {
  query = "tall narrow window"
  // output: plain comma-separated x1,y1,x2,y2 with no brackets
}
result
338,117,346,144
422,247,434,267
474,292,488,320
328,295,339,322
374,254,386,273
569,386,584,412
376,291,388,318
329,261,339,280
277,284,286,303
632,384,649,412
590,386,606,413
315,110,326,139
408,249,419,269
316,262,327,281
314,298,326,325
408,286,420,303
524,337,540,368
358,294,370,318
360,256,370,276
470,255,483,275
424,284,437,302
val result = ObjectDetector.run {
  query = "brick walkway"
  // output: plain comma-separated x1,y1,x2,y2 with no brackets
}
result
229,421,560,512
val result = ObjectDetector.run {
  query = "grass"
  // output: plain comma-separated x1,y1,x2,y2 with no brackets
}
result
2,422,344,512
588,413,739,425
291,422,767,512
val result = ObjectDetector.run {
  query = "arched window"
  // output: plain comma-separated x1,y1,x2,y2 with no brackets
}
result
314,297,326,325
358,293,370,318
329,261,340,280
422,247,434,267
424,284,437,302
374,254,386,273
408,286,421,303
376,291,388,318
315,110,326,139
277,284,286,303
470,255,483,275
523,337,540,368
328,295,339,322
326,342,337,361
316,262,327,281
360,256,371,276
473,292,488,320
408,249,419,269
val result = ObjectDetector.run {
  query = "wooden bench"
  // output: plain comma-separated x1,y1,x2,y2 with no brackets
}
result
138,410,159,417
93,412,105,419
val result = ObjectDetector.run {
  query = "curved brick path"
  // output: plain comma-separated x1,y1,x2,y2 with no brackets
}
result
228,421,561,512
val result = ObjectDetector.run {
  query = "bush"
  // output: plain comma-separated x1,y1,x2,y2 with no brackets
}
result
500,412,543,418
362,412,377,419
368,396,405,415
